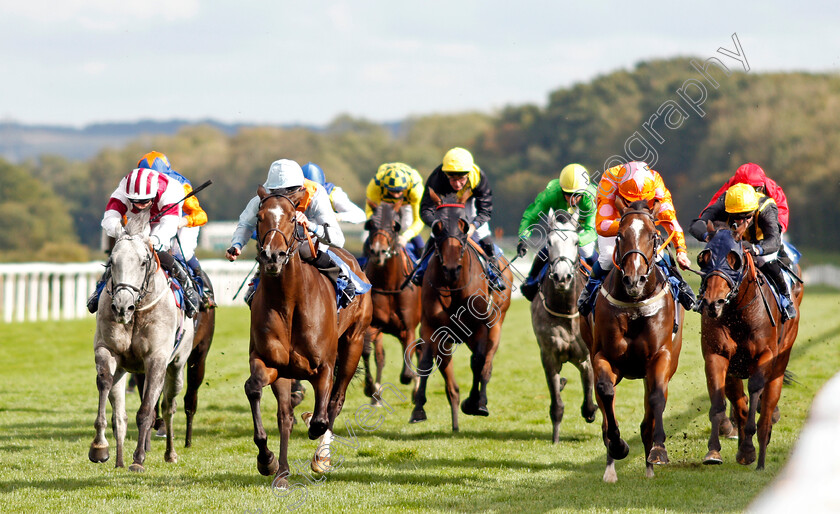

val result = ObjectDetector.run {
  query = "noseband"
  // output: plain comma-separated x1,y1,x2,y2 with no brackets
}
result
698,236,749,307
107,241,158,305
613,210,660,278
257,193,304,266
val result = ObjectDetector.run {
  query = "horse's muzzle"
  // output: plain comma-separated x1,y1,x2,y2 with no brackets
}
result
702,297,726,318
110,302,135,325
442,265,462,284
622,274,648,298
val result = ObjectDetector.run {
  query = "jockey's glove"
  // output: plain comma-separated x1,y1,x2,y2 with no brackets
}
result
516,240,528,257
150,234,165,252
307,222,325,239
750,244,764,256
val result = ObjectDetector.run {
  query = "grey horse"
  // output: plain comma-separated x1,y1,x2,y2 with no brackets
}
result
530,210,598,443
88,210,195,472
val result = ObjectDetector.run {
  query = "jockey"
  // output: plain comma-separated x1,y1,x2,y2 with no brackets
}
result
301,162,366,224
517,163,598,302
577,161,695,316
364,162,426,260
136,151,215,308
226,159,356,308
704,162,790,233
413,147,506,291
689,183,797,321
89,167,201,317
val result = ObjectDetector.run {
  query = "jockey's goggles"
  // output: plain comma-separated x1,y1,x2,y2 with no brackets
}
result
129,198,153,205
444,171,469,178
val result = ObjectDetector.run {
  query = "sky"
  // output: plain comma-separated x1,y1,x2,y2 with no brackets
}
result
1,0,838,128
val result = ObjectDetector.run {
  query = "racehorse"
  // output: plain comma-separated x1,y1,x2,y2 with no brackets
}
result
409,190,513,431
89,209,195,472
133,290,215,447
244,185,372,487
361,200,422,402
580,199,683,482
696,221,803,470
530,210,598,443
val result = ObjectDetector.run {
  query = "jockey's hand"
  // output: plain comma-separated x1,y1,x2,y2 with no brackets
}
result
466,224,476,238
178,217,189,229
516,240,528,258
676,251,691,270
149,235,163,252
294,211,309,227
398,234,409,247
226,246,241,262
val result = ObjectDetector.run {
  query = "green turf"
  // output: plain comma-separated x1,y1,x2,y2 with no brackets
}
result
1,290,839,513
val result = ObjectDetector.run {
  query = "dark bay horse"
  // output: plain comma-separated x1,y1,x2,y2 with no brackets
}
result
696,221,803,470
409,190,512,431
362,200,422,402
531,210,598,443
580,199,683,482
89,210,195,472
245,185,372,487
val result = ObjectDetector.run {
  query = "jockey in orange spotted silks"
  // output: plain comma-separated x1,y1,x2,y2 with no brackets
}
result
577,161,696,316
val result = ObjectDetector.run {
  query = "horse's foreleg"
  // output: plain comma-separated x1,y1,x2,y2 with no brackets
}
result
245,355,279,477
703,353,729,465
362,327,378,398
740,350,772,466
592,353,628,462
327,329,366,429
756,351,791,470
184,338,211,448
645,353,672,468
539,346,565,444
270,378,294,488
373,330,385,392
308,364,335,441
108,370,128,468
439,355,461,432
575,355,598,424
161,361,186,464
131,359,166,472
725,377,749,446
90,346,116,465
399,325,418,387
410,328,435,424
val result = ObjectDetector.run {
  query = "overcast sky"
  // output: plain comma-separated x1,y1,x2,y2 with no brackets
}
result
1,0,838,127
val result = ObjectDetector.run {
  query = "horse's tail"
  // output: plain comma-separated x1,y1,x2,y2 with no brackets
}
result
783,369,798,386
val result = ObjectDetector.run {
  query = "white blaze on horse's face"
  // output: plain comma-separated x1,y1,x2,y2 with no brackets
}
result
547,217,579,288
109,236,149,325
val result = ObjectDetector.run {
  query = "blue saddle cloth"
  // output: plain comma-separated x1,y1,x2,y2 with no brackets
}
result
325,248,372,308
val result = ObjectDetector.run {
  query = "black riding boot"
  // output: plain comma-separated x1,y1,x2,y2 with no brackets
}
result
578,261,608,316
188,256,216,309
307,250,356,308
409,239,435,287
159,251,199,318
761,261,797,321
520,247,548,302
479,238,507,291
669,263,697,311
87,266,111,313
244,271,259,308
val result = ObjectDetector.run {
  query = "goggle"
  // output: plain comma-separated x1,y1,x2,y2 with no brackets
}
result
444,171,469,178
129,198,153,205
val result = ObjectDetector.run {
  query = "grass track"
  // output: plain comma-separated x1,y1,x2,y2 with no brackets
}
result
1,288,839,513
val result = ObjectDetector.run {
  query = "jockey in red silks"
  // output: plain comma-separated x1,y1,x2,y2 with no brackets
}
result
703,163,789,233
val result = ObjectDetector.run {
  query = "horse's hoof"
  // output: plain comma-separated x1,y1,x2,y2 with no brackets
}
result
364,381,376,397
736,447,756,466
647,446,669,465
301,412,313,427
409,409,427,423
399,371,415,386
308,418,328,440
128,463,145,473
703,450,723,465
290,391,305,409
155,427,166,438
88,445,109,463
311,455,332,474
272,474,289,490
460,399,489,417
558,377,567,391
165,451,178,463
719,417,738,439
772,406,781,424
582,404,598,424
184,438,192,448
608,439,630,460
258,453,280,476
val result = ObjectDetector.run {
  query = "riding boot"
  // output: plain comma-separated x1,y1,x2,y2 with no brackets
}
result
669,263,698,311
409,241,435,287
166,256,199,318
479,239,506,291
244,271,260,308
762,261,797,321
188,256,216,309
86,266,111,313
520,246,548,302
577,261,608,316
307,250,356,309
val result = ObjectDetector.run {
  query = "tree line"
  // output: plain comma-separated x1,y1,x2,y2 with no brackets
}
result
3,57,838,261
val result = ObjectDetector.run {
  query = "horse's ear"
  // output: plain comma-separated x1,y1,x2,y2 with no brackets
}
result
651,199,662,217
366,198,378,210
460,188,473,204
697,249,711,269
364,219,373,231
429,188,441,206
615,195,628,214
706,220,715,234
727,251,743,271
287,187,306,206
258,185,268,199
393,198,403,211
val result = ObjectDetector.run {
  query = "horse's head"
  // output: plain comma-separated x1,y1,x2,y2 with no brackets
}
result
365,199,403,266
108,209,156,324
615,199,661,298
256,185,305,275
696,221,747,318
430,189,471,285
546,210,580,289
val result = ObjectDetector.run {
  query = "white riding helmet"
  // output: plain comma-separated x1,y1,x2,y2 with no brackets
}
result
125,168,160,201
264,159,304,190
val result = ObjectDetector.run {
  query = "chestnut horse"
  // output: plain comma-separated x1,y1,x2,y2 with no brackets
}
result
581,200,683,483
696,221,803,470
361,200,422,401
531,210,598,443
244,185,372,488
409,191,512,431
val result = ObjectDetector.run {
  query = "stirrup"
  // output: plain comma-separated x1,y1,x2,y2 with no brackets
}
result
781,299,797,321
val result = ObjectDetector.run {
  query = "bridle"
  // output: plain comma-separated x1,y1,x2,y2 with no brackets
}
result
257,192,304,267
613,209,660,279
106,239,159,306
433,204,469,264
697,240,751,309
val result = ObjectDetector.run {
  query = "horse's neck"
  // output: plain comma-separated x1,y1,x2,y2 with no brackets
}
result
454,246,483,296
541,272,578,310
729,271,773,322
368,247,404,285
260,256,304,309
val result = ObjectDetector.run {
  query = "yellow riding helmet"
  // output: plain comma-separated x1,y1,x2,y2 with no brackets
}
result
378,162,411,193
442,147,475,173
725,183,760,214
558,163,590,193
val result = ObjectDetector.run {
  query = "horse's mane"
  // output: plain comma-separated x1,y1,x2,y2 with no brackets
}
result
437,192,463,206
553,209,578,229
124,208,151,237
626,200,651,212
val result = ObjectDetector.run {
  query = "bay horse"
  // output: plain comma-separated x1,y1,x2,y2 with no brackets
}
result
245,185,372,487
580,199,683,482
409,190,512,431
696,221,803,470
89,209,195,472
361,199,422,402
531,210,598,443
